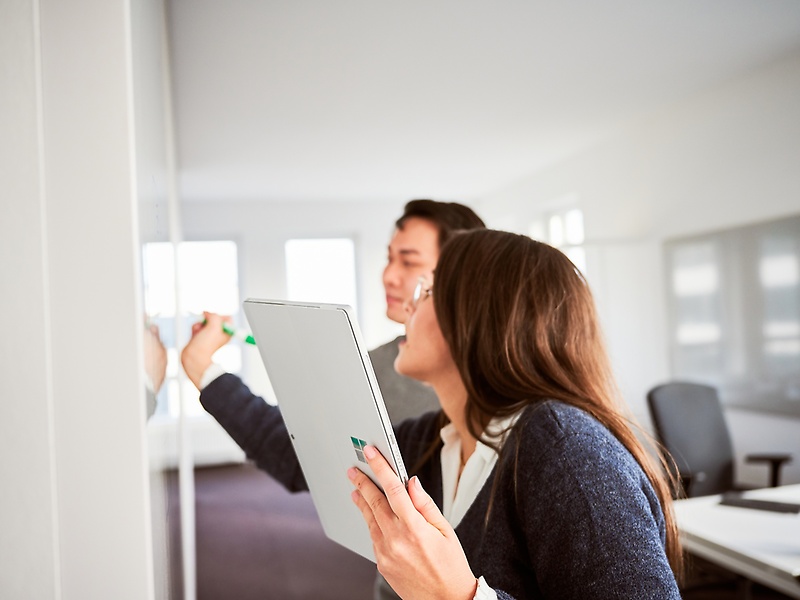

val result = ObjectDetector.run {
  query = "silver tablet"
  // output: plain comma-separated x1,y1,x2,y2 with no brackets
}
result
243,298,408,563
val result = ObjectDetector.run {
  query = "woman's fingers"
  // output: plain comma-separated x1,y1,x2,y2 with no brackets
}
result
354,444,449,536
350,485,386,544
361,445,422,522
407,475,451,536
348,465,393,520
348,448,478,600
347,467,395,520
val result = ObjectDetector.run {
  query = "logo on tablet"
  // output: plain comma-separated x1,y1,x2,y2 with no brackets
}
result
351,437,368,463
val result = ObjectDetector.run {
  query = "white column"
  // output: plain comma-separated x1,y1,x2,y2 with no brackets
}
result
0,0,155,598
0,0,60,597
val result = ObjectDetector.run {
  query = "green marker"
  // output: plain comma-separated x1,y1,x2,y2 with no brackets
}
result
222,322,256,345
203,319,256,345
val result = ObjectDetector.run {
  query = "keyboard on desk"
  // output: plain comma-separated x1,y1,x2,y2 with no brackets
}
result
719,492,800,514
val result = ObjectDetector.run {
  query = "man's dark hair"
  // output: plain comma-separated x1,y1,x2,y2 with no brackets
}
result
395,199,486,248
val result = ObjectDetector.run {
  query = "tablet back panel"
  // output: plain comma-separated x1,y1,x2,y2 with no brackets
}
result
242,298,407,562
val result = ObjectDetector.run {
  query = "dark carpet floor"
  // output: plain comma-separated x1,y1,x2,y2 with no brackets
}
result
168,462,376,600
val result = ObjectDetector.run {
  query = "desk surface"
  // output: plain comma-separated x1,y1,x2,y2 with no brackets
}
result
674,484,800,599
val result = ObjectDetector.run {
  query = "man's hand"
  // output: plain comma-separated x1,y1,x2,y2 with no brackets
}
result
181,311,232,389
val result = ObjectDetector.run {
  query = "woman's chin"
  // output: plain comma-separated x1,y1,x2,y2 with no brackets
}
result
403,371,431,386
394,358,424,383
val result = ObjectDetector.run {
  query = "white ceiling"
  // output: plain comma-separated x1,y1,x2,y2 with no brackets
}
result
166,0,800,204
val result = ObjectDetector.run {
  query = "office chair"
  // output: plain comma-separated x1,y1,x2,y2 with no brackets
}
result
646,381,791,498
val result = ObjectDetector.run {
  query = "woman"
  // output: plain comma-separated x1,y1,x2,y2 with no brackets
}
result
348,229,682,600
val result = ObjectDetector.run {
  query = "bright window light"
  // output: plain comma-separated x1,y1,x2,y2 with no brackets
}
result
764,340,800,356
142,240,242,418
142,243,176,317
532,205,587,275
177,241,240,315
548,215,564,247
564,209,585,245
676,323,721,345
672,264,719,297
528,219,546,241
285,238,358,309
763,321,800,338
564,246,587,275
760,254,799,288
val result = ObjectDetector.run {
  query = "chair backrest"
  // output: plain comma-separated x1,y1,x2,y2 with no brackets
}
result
646,382,735,497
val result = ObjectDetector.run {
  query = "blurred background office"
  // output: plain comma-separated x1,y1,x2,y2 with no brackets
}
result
3,1,799,599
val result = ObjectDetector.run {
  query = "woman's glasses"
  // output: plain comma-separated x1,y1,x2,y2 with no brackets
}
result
410,276,433,311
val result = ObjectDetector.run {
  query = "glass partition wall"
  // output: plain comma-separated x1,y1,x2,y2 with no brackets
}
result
132,0,195,598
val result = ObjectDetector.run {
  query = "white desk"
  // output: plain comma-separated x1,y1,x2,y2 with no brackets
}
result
674,484,800,599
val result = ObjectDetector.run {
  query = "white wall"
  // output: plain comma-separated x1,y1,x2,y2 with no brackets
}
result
1,1,156,598
478,50,800,486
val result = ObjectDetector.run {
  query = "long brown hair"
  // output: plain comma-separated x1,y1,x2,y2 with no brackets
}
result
432,229,683,579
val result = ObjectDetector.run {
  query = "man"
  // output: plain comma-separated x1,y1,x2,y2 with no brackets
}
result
370,200,486,422
180,199,485,599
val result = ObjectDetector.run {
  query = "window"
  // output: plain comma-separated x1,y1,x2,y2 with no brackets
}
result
142,240,242,418
759,235,800,371
529,207,586,274
285,238,358,309
664,214,800,415
666,241,724,378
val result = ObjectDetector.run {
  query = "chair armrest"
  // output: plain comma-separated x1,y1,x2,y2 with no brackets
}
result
745,453,792,487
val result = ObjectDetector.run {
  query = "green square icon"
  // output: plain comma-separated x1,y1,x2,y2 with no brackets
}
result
351,436,367,462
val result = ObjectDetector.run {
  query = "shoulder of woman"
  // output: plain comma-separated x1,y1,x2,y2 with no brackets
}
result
507,402,655,509
512,401,635,472
517,400,607,440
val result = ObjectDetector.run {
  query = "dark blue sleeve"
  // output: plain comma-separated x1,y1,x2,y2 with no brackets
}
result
199,373,308,492
515,409,681,599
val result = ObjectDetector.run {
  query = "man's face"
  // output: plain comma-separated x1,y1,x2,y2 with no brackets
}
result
382,217,440,324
